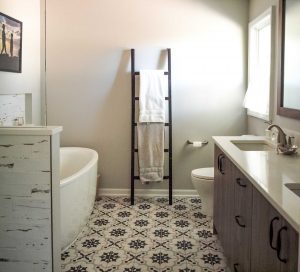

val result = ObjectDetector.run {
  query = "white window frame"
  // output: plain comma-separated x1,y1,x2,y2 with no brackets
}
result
246,7,275,121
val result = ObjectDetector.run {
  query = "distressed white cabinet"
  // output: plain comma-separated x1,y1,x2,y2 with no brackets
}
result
0,126,62,272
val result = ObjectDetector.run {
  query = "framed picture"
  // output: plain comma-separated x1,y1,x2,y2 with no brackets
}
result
0,12,22,73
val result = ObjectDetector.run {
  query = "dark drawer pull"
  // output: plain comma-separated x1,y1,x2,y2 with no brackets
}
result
276,226,287,263
235,215,246,228
217,154,221,172
269,216,279,250
219,154,225,175
236,178,247,187
233,263,239,272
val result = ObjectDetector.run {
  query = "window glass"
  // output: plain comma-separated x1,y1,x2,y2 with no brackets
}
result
244,8,273,121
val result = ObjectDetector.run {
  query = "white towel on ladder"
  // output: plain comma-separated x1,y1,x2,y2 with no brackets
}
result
137,123,164,184
139,70,166,123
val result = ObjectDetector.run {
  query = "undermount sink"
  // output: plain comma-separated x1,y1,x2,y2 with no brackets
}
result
285,183,300,197
231,140,274,151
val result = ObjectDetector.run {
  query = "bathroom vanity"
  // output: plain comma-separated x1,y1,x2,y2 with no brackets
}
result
0,126,62,272
213,136,300,272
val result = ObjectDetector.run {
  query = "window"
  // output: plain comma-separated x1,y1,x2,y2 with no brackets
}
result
244,7,275,121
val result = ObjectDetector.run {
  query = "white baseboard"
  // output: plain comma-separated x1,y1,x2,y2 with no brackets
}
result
97,188,198,197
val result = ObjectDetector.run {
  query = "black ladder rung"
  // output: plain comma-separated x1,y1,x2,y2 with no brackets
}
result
135,97,169,101
134,123,169,126
134,148,169,152
134,175,169,180
134,71,168,75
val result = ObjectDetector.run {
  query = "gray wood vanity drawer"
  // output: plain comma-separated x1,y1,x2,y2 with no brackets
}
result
214,144,299,272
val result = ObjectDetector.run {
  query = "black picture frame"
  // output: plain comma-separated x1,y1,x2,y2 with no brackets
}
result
0,12,22,73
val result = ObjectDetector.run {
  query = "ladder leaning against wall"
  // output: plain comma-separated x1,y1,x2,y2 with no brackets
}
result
130,48,173,205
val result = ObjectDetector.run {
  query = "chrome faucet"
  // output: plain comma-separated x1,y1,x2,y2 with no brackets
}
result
267,124,298,155
267,124,287,147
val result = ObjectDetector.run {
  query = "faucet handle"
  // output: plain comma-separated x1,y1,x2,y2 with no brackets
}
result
288,136,295,146
264,120,273,126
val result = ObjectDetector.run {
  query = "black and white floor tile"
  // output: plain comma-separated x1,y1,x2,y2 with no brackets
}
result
61,196,228,272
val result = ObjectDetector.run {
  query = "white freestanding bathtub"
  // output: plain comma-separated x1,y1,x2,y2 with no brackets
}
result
60,147,98,251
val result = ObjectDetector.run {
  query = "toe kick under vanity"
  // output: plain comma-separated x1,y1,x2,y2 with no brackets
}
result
213,136,300,272
0,126,62,272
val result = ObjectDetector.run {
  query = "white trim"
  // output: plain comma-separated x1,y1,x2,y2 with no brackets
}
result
97,188,198,197
249,7,273,28
247,109,270,121
245,6,275,121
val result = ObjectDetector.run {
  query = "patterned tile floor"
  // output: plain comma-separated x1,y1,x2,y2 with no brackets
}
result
61,196,228,272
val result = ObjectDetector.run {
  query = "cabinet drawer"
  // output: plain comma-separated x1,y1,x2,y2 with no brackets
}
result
234,171,252,224
279,218,299,272
251,188,299,272
214,145,234,265
231,168,252,272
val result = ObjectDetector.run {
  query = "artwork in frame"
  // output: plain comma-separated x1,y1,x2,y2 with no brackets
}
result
0,12,22,73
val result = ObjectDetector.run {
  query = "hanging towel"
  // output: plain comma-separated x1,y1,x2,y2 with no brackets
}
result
139,70,166,123
137,123,164,184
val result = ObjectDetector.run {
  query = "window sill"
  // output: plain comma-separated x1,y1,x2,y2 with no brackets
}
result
247,109,270,122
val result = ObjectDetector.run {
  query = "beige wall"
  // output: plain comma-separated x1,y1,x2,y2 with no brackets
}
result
248,0,300,135
46,0,248,190
0,0,44,125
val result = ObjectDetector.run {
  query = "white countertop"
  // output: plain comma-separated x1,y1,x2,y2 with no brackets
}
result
0,126,63,136
213,135,300,233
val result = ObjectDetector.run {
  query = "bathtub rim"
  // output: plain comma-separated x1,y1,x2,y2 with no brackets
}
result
60,147,98,188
